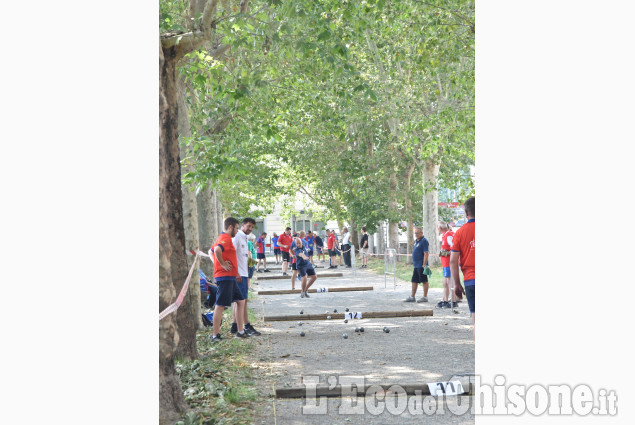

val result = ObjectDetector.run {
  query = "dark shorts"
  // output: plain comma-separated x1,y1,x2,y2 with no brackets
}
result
215,278,245,307
282,251,290,262
236,276,249,299
291,262,297,270
274,248,281,255
411,268,429,284
248,266,255,279
307,250,314,257
335,249,341,256
328,249,336,256
298,264,316,277
257,253,266,260
465,280,475,313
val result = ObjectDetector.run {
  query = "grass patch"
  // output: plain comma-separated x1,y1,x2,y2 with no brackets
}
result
364,256,446,288
175,300,265,425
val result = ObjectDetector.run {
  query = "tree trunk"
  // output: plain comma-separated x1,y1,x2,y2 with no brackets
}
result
161,42,198,362
159,39,188,424
377,222,385,255
197,186,215,277
368,231,375,255
404,163,416,265
349,218,359,251
423,159,441,266
178,73,203,332
387,172,401,260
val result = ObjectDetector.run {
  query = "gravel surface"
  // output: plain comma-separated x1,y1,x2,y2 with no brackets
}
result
248,263,475,424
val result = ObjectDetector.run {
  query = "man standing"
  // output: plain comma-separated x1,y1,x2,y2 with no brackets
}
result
314,232,325,262
327,229,338,268
436,221,457,308
450,197,475,334
305,230,316,266
294,237,317,298
341,227,352,268
272,232,281,265
404,227,430,303
211,217,248,342
230,217,261,337
359,227,369,268
255,232,270,272
278,227,293,276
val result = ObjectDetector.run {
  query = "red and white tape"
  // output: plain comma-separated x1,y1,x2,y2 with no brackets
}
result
159,252,200,321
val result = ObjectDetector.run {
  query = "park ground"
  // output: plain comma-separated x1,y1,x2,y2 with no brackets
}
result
175,256,474,425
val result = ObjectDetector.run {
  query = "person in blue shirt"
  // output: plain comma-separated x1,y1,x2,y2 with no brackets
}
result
305,230,316,266
404,227,430,303
272,232,281,265
293,236,317,298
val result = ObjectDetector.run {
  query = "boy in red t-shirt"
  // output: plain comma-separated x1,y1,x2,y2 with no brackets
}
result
450,197,475,335
210,217,247,342
437,221,457,308
277,227,293,276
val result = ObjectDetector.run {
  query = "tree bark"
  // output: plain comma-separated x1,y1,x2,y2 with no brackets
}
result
376,222,385,255
349,218,359,251
197,186,215,277
159,39,188,425
177,73,203,333
404,163,416,265
387,172,401,260
422,159,441,266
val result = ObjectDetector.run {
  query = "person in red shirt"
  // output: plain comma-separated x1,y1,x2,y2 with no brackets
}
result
450,197,475,335
210,217,248,342
327,229,339,269
437,221,457,308
277,227,293,276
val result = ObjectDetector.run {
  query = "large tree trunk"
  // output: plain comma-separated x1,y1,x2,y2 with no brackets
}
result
159,40,188,425
177,73,203,332
422,159,441,266
368,231,375,255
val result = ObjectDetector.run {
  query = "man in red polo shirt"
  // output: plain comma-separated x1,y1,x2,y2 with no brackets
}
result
450,197,475,336
277,227,293,276
327,229,339,268
437,220,456,309
211,217,248,342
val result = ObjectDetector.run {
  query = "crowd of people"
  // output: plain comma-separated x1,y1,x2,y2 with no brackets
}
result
201,196,475,342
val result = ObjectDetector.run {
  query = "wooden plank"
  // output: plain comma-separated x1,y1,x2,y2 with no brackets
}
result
264,309,433,322
275,383,473,398
257,272,343,280
256,286,373,295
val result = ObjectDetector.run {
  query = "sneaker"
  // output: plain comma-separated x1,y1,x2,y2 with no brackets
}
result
296,274,301,281
304,292,310,298
234,331,249,338
450,301,460,308
211,333,223,343
404,296,416,302
436,301,447,308
256,269,263,273
264,269,270,272
230,323,238,334
417,296,428,303
245,324,261,336
282,272,288,276
300,292,305,298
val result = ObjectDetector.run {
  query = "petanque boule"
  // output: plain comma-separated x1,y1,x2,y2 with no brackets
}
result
345,308,349,312
384,328,390,333
343,333,348,339
300,332,305,337
359,327,365,332
334,309,338,313
354,327,360,333
298,321,303,326
327,316,332,320
344,319,348,323
300,310,304,314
